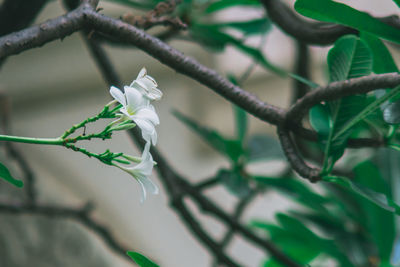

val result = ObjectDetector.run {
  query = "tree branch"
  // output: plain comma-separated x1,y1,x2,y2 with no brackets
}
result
260,0,356,45
0,202,130,260
82,36,302,267
287,73,400,123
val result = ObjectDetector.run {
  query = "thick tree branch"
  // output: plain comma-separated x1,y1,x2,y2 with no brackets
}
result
260,0,400,46
260,0,356,45
277,125,321,182
0,6,389,149
287,73,400,123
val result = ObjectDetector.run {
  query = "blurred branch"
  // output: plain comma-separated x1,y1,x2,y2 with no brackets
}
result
122,0,187,30
291,42,310,103
212,193,256,267
83,36,303,267
0,0,49,36
0,202,131,261
0,94,36,205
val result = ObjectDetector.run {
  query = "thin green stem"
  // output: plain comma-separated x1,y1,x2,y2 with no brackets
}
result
0,134,63,145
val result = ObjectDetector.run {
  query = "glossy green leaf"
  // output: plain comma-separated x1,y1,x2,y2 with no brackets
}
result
247,135,285,162
361,33,400,124
309,103,331,137
322,35,372,172
333,85,400,141
394,0,400,8
205,0,260,13
127,251,159,267
173,110,243,162
0,161,23,188
217,169,251,198
323,175,400,215
353,161,395,261
294,0,400,44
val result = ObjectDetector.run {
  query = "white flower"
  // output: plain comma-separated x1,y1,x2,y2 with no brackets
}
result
115,143,159,203
130,67,163,101
110,85,159,145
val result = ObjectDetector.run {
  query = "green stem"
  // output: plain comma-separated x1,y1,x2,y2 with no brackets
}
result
0,134,63,145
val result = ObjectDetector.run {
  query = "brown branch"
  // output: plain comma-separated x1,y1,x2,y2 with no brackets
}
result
287,73,400,124
277,124,321,182
0,5,389,149
260,0,356,45
260,0,400,46
0,202,131,261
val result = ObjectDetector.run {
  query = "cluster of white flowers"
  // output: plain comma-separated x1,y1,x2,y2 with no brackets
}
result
110,68,162,202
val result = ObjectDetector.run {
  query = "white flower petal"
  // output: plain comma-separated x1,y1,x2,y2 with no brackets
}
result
124,86,147,112
109,86,126,106
135,107,160,125
147,87,163,101
134,118,157,144
136,67,147,80
137,178,148,203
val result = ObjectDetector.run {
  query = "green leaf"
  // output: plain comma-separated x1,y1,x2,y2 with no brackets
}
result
294,0,400,44
353,161,395,261
361,32,400,124
247,135,285,162
323,175,400,215
309,103,331,137
253,176,329,212
251,219,321,265
173,110,243,162
205,0,260,13
394,0,400,8
322,35,372,172
217,169,251,198
233,105,247,143
212,19,271,36
0,161,23,188
127,251,159,267
361,33,398,74
228,72,248,143
333,85,400,141
190,23,286,76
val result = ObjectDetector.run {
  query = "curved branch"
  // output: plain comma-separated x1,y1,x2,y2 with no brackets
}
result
260,0,356,45
287,73,400,123
277,125,321,182
0,3,89,59
0,2,388,151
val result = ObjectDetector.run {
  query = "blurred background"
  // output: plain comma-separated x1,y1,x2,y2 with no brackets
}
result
0,0,399,266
